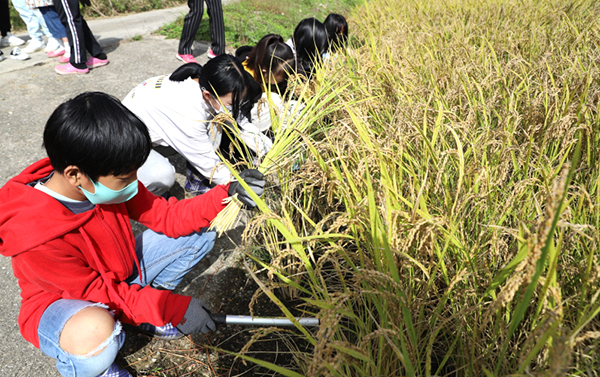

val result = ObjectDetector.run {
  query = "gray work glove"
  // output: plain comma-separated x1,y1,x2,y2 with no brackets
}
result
176,298,216,334
228,169,265,209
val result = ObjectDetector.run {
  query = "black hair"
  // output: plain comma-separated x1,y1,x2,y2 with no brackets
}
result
170,62,203,81
235,45,254,62
170,55,254,120
293,17,328,77
242,78,262,121
245,34,295,89
324,13,348,52
43,92,151,181
219,78,262,168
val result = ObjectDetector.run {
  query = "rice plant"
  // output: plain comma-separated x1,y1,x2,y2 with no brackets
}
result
223,0,600,375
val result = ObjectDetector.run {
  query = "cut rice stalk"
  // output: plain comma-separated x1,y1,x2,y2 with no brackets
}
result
210,193,243,236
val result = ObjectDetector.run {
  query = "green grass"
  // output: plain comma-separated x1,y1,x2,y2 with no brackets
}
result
158,0,360,48
9,7,26,31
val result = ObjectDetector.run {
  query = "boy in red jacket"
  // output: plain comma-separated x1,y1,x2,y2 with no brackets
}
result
0,92,264,377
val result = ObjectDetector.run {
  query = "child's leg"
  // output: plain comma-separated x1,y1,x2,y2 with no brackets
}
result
137,149,176,196
10,0,44,41
205,0,225,55
53,0,88,69
81,17,105,58
178,0,204,55
0,0,11,37
33,7,52,38
38,299,126,377
126,228,217,290
39,6,67,40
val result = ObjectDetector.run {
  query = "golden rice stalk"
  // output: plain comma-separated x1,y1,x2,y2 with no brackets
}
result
211,112,236,126
209,60,351,235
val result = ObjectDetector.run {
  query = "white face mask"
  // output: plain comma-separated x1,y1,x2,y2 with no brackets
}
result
203,87,232,115
216,103,233,114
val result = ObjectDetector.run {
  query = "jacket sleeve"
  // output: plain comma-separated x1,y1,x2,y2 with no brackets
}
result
126,181,230,238
237,115,273,157
12,244,191,327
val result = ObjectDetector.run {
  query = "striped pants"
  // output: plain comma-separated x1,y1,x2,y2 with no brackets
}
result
54,0,105,69
178,0,225,55
0,0,11,36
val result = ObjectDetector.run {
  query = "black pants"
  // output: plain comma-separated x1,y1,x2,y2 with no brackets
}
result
178,0,225,55
0,0,11,36
54,0,105,69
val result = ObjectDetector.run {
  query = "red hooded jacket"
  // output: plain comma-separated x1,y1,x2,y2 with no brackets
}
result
0,158,229,348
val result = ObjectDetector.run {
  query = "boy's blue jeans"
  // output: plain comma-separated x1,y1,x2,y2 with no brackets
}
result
39,6,67,40
37,228,216,377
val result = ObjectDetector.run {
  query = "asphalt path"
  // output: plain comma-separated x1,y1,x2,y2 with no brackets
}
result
0,6,231,376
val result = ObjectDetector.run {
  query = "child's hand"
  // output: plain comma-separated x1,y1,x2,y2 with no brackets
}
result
228,169,265,208
176,298,216,334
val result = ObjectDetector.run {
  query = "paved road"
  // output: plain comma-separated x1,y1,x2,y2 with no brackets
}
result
0,6,231,376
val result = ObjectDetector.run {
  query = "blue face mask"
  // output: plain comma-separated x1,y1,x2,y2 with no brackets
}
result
80,179,138,205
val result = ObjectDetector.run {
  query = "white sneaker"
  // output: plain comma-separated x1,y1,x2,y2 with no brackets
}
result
46,45,66,58
22,38,45,53
0,32,25,47
44,37,62,52
10,47,30,61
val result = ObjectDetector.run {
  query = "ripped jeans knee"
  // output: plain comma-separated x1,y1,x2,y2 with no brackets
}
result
38,300,126,377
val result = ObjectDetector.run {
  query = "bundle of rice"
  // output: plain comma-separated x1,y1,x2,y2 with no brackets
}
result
209,64,353,235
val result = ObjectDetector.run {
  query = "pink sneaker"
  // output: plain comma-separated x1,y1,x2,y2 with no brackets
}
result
55,63,89,75
58,55,70,63
86,56,109,69
176,53,198,64
207,48,218,59
47,47,65,58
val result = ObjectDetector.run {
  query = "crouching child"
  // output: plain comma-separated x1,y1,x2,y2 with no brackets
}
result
0,92,264,377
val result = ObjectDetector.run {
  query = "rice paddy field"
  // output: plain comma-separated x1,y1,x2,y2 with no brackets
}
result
233,0,600,375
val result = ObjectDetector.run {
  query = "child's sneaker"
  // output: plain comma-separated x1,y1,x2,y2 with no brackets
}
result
176,53,198,64
137,322,185,340
22,38,45,53
184,162,213,196
97,362,132,377
47,46,66,58
207,48,218,59
58,54,70,63
86,56,109,69
10,47,30,61
0,32,25,47
55,63,89,75
44,37,62,52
